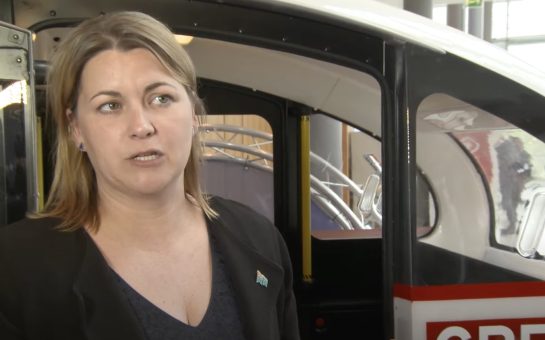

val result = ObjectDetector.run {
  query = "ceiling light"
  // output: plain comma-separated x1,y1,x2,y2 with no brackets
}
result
174,34,194,45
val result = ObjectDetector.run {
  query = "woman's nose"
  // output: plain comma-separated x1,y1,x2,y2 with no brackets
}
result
129,108,156,138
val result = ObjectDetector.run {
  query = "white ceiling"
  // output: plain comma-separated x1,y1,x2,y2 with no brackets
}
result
379,0,513,8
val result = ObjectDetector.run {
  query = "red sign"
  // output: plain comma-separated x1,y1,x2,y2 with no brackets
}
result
427,318,545,339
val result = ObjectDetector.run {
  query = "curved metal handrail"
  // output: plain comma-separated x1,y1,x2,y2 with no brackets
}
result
198,123,369,230
202,141,273,161
310,153,363,196
311,176,366,229
203,155,273,173
200,124,273,140
311,188,353,231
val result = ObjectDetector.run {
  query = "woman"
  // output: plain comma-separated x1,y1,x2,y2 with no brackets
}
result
0,12,299,340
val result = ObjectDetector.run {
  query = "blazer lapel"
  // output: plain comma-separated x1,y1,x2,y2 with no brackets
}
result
209,218,284,340
72,231,147,340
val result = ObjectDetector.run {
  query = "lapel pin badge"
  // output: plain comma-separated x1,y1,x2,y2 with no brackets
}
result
256,270,268,288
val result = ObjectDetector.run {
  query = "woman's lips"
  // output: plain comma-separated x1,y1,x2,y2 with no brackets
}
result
133,154,160,161
129,149,163,161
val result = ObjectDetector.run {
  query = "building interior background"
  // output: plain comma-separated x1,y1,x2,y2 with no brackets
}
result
381,0,545,73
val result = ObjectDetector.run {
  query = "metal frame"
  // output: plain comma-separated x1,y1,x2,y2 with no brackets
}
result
0,21,38,222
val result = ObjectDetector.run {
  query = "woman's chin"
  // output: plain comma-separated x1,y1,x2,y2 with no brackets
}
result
126,177,183,198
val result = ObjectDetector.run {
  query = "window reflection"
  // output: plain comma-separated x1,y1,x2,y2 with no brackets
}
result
417,93,545,261
454,129,545,255
0,79,28,225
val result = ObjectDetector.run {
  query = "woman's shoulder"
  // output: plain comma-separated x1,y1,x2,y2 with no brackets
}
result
0,217,84,267
208,196,284,256
209,196,276,233
0,218,87,332
0,216,71,243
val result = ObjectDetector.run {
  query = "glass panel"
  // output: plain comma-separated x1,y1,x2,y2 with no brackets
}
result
0,79,28,225
199,114,274,223
0,24,36,226
311,113,435,240
492,0,545,39
459,129,545,255
416,93,545,282
432,5,447,25
309,114,380,238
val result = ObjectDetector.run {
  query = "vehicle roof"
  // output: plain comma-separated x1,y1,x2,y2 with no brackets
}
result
272,0,545,97
13,0,545,97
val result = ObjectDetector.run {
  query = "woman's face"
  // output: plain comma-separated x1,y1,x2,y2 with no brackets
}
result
70,48,195,199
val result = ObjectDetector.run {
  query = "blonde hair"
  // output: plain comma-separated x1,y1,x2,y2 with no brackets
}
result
39,11,216,232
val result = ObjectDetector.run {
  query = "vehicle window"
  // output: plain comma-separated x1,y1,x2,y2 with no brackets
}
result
309,113,380,239
311,113,435,239
453,124,545,257
0,79,29,225
416,93,545,272
199,114,274,223
0,24,37,226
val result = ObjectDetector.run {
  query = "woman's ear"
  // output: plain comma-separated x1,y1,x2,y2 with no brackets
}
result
66,108,82,145
191,106,200,136
192,116,198,136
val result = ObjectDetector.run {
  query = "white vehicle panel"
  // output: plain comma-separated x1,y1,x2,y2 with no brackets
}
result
395,295,545,339
185,37,381,134
273,0,545,97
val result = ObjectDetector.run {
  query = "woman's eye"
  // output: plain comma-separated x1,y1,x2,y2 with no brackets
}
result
98,102,121,113
151,95,172,106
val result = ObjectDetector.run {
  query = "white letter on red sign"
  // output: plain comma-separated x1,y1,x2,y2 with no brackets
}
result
479,326,514,340
521,324,545,340
437,326,471,340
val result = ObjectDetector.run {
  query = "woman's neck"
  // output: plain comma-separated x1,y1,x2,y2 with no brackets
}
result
90,185,201,251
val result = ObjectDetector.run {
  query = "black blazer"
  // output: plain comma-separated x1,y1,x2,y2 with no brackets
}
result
0,197,300,340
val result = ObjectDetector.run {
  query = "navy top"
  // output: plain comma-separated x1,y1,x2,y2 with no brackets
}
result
111,233,246,340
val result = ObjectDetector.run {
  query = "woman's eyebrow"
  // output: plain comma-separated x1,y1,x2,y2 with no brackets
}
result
144,81,177,93
90,90,121,101
88,82,177,102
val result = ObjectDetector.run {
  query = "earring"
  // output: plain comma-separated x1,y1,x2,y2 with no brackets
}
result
78,143,85,152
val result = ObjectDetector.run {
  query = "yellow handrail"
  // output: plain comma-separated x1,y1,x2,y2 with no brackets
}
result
300,115,312,283
36,116,44,210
